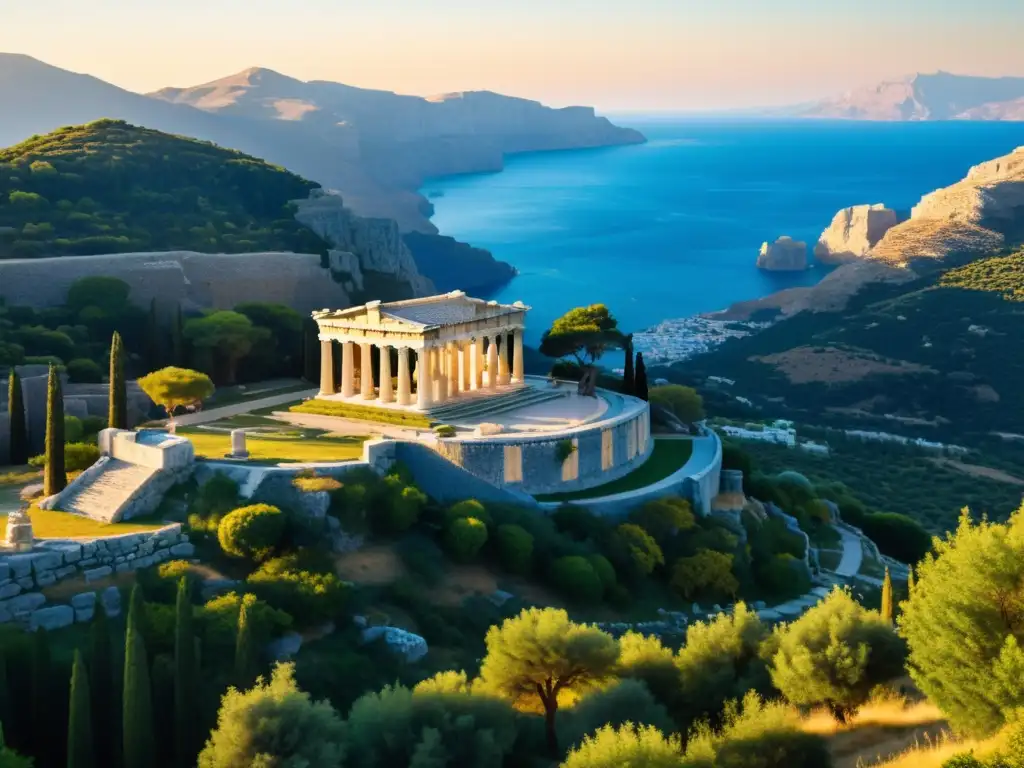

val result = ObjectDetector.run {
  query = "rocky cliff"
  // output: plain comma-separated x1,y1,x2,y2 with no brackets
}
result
793,72,1024,121
814,204,898,264
402,232,516,294
757,237,808,271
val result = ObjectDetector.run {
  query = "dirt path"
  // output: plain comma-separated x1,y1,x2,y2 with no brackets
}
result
930,457,1024,486
170,389,317,427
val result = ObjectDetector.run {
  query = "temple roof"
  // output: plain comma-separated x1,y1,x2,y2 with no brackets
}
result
313,291,528,331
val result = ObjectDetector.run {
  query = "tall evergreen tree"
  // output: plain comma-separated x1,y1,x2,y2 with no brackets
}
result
30,629,52,762
145,298,161,372
880,567,894,624
173,578,198,767
67,649,94,768
44,364,66,496
7,370,28,466
234,600,256,688
89,601,115,768
108,331,127,430
123,587,154,768
634,352,649,402
170,303,185,367
0,648,11,737
302,317,319,382
622,334,634,396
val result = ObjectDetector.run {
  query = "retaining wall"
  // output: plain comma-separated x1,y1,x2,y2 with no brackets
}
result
100,429,195,470
435,392,653,496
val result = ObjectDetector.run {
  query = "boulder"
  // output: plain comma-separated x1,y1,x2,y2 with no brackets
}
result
266,632,304,661
101,586,122,617
757,237,808,271
30,605,74,632
814,204,898,264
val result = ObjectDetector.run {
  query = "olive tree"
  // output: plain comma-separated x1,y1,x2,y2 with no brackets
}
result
137,366,214,432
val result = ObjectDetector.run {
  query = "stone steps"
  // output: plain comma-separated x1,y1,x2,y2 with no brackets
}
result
428,388,566,423
58,460,158,522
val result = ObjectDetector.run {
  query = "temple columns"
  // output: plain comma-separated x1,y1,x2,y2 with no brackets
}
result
448,342,460,398
397,347,412,406
469,339,480,391
512,329,524,384
360,343,374,399
432,347,445,403
498,333,510,385
319,340,336,396
460,342,471,391
416,348,432,410
341,341,355,398
379,345,394,403
487,335,499,390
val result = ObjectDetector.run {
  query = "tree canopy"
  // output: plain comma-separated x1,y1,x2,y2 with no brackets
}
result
137,366,214,428
0,120,329,260
649,384,705,424
539,305,624,367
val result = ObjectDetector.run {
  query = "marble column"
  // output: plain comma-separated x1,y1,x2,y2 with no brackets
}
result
448,342,459,398
487,335,499,390
432,347,444,403
341,341,355,398
319,340,336,396
379,344,394,403
397,347,412,406
416,347,432,410
460,342,471,391
469,339,480,391
360,343,375,399
498,333,510,385
512,329,524,384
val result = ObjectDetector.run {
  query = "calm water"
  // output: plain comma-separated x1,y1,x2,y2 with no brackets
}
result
423,120,1024,344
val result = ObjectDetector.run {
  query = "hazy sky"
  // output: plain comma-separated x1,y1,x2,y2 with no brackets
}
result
4,0,1023,111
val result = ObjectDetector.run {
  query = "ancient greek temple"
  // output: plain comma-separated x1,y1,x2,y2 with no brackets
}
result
312,291,528,411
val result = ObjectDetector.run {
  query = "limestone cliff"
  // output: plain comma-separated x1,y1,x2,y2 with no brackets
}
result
293,190,434,300
757,237,808,271
0,251,352,313
814,204,898,264
402,232,516,294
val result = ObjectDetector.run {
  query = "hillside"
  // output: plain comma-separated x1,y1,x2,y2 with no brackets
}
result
0,119,329,259
794,72,1024,121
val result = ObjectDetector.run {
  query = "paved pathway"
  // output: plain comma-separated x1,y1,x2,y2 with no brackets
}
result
834,524,864,578
170,389,316,428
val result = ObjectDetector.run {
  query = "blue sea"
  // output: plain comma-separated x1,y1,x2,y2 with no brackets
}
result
422,120,1024,345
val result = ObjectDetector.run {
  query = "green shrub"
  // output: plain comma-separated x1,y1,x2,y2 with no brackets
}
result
612,524,664,578
551,505,606,542
375,477,426,535
433,424,456,438
495,524,533,574
63,415,84,443
81,415,106,441
859,512,932,564
290,399,431,427
756,553,810,599
561,724,682,768
670,550,739,601
246,556,348,627
66,358,103,383
444,499,491,528
396,535,446,587
197,592,291,658
559,680,675,753
554,439,577,465
586,554,617,594
292,475,343,493
550,556,603,603
630,497,696,543
137,560,199,603
217,504,286,562
29,442,100,472
443,517,488,562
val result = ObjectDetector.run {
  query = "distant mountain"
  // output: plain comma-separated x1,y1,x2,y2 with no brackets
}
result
794,72,1024,121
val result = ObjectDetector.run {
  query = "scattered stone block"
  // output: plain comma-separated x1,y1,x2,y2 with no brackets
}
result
75,606,95,623
71,592,97,609
266,632,303,660
101,586,121,617
30,605,74,632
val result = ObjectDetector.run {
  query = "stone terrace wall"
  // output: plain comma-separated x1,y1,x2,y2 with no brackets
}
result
436,395,653,496
0,524,193,630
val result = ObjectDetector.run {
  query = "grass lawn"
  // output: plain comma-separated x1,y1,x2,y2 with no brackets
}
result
0,506,169,538
204,382,313,409
289,399,433,428
535,438,695,502
0,468,40,486
179,428,366,464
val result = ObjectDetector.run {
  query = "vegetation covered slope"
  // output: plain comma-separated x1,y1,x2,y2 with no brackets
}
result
0,119,329,259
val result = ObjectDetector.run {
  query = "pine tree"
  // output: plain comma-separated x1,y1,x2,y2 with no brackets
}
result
881,567,894,624
7,370,28,466
174,578,198,767
302,317,319,382
30,629,52,761
89,600,116,768
108,331,127,430
67,649,95,768
44,364,66,496
145,298,161,372
123,587,154,768
634,352,649,402
622,334,634,396
170,303,185,367
234,600,256,688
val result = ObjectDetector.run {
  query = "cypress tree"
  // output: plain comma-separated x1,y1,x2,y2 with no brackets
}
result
634,352,649,402
234,600,256,688
89,600,115,768
30,629,51,761
621,334,634,396
67,649,94,768
173,578,198,767
44,364,66,496
108,332,127,430
7,370,28,466
881,567,894,624
145,299,161,372
302,317,319,382
170,303,184,367
0,648,11,737
123,587,154,768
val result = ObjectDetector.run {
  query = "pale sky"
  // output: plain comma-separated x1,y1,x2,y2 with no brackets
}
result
3,0,1024,111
